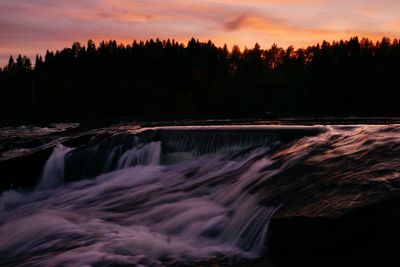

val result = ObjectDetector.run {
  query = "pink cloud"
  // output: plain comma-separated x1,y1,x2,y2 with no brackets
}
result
0,0,399,66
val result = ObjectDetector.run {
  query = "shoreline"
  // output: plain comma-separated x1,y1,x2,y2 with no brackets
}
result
3,116,400,129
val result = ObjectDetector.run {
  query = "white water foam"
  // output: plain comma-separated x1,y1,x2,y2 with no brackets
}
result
0,145,276,266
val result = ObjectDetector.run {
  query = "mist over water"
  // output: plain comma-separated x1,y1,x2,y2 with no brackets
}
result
1,125,400,266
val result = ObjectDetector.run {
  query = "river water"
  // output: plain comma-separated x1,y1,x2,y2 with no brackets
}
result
1,124,399,266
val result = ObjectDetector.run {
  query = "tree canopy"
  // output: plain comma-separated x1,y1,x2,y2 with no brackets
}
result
1,37,400,121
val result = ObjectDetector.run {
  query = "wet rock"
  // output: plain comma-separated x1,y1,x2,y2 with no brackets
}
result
0,147,53,190
0,133,98,190
267,196,400,267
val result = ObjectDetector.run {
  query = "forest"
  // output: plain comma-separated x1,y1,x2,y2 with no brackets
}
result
1,37,400,121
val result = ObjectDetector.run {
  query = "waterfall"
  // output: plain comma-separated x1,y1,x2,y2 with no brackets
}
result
117,142,161,168
36,144,72,190
0,125,329,266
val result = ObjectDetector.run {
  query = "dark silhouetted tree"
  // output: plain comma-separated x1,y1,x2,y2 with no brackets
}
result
2,36,400,121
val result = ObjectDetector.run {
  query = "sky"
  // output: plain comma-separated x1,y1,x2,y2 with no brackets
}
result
1,0,400,66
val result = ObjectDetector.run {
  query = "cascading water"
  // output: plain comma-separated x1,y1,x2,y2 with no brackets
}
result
36,144,73,191
0,127,284,267
3,124,399,266
117,142,161,168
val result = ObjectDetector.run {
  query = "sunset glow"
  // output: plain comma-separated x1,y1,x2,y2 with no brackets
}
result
1,0,400,65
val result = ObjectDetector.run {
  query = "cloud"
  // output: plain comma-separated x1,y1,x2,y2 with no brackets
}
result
224,14,252,31
1,0,400,66
223,12,289,32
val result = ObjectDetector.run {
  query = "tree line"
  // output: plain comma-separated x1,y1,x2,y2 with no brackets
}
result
1,37,400,121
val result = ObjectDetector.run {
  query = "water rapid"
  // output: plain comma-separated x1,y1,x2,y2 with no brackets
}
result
1,125,400,266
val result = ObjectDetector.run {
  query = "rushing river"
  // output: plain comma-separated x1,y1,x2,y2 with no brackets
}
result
1,124,400,266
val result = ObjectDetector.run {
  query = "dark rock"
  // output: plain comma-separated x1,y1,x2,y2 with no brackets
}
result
0,147,53,190
0,133,99,191
267,196,400,267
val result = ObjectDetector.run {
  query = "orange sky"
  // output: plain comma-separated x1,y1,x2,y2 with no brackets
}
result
1,0,400,66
